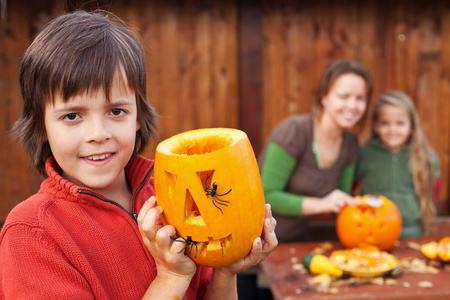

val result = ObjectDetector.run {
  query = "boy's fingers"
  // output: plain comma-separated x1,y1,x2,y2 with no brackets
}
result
137,196,157,225
247,237,263,266
140,205,163,241
265,204,277,230
153,224,176,248
262,217,278,253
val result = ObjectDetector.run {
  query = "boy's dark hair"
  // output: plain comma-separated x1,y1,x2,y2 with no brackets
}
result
10,10,158,177
312,59,373,124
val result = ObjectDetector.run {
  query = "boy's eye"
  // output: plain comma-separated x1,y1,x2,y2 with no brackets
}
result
63,113,79,121
356,96,366,102
110,108,126,116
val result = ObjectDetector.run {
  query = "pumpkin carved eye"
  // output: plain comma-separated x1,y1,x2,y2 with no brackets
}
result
204,171,232,214
154,128,265,267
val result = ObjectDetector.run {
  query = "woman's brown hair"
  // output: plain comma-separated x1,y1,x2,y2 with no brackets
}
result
10,10,157,177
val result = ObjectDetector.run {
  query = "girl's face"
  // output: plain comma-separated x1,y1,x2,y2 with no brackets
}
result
321,73,368,129
373,104,412,152
44,78,140,196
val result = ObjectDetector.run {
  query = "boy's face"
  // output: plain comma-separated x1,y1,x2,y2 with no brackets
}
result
44,81,140,196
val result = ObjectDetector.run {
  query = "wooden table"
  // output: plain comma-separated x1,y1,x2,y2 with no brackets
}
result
261,238,450,300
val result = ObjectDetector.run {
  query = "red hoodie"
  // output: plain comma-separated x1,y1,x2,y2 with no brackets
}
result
0,155,212,299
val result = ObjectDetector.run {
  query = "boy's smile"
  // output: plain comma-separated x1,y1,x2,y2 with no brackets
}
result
83,152,114,165
44,76,140,200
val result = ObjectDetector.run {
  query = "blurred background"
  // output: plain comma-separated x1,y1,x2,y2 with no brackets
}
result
1,0,449,225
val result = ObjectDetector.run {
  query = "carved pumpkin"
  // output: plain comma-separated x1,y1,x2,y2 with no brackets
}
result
330,246,399,278
154,128,265,267
336,195,402,250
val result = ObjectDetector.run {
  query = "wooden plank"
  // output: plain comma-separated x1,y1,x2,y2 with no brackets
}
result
177,0,197,133
212,1,238,129
261,0,287,140
296,1,316,114
158,3,180,138
238,0,263,154
438,0,450,211
352,0,380,136
285,0,314,116
193,1,214,129
416,2,444,205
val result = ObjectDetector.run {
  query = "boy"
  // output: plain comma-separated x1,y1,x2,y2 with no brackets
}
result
1,10,277,299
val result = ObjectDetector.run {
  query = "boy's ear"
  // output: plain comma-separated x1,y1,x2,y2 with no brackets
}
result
136,119,141,131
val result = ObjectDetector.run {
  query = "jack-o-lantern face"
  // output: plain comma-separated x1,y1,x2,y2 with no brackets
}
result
154,128,266,267
336,195,402,251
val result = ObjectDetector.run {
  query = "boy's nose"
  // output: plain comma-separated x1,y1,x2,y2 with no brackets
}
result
86,118,112,142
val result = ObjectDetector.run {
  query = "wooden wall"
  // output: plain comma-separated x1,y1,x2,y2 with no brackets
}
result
261,0,450,212
1,0,449,223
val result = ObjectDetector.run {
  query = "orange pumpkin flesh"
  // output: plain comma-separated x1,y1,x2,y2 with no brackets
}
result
154,128,265,268
336,195,402,251
421,237,450,262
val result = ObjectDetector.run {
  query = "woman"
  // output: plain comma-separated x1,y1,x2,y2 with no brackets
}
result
259,59,373,243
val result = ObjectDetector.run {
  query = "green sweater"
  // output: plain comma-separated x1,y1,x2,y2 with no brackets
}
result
355,139,440,238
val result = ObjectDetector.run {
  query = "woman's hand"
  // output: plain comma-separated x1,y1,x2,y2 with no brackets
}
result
303,189,356,215
137,196,196,279
321,189,356,213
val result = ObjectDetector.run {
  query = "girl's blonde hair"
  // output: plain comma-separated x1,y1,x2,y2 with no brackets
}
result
371,90,436,234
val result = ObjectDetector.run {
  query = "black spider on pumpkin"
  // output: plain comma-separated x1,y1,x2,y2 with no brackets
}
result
171,236,198,258
204,172,232,214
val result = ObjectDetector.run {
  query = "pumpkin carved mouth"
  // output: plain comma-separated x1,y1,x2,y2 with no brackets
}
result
194,234,233,256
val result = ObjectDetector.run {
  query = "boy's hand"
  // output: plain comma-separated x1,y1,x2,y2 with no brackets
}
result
137,196,196,279
218,203,278,275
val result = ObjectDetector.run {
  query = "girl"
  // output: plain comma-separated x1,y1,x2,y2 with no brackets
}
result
355,90,440,237
0,10,277,299
258,59,373,243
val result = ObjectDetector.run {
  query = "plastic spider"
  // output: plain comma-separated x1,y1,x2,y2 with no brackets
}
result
171,236,198,258
204,172,231,214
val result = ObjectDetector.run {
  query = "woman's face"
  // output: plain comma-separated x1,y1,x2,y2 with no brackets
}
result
321,73,368,129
